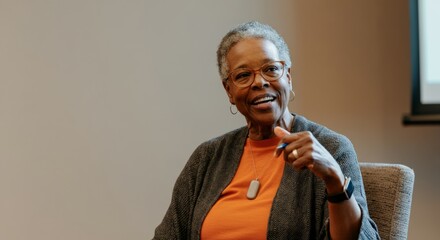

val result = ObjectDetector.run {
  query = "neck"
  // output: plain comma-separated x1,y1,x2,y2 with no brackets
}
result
247,112,294,140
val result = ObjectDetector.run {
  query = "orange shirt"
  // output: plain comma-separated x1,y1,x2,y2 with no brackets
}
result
201,137,286,240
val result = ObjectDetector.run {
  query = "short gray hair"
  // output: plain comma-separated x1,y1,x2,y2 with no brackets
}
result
216,21,292,81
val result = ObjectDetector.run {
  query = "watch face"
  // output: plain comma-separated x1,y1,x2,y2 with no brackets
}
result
346,177,354,198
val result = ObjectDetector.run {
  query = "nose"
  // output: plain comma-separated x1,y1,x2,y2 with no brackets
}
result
251,71,269,89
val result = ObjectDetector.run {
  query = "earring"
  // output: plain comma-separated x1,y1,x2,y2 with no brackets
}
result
289,90,296,102
229,104,238,115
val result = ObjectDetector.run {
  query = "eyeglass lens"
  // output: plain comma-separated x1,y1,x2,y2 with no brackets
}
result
230,61,284,87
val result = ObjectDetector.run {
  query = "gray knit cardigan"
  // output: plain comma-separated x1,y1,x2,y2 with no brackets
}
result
153,114,380,239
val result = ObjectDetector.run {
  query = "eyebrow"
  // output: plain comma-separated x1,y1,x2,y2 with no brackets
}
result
232,58,277,70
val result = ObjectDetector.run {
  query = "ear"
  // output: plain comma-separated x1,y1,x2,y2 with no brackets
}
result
222,80,235,104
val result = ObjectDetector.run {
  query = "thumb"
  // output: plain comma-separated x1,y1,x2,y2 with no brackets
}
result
274,126,290,138
274,126,291,157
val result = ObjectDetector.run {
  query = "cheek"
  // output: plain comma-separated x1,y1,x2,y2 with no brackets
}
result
230,88,249,105
233,86,246,97
279,92,289,106
277,83,291,102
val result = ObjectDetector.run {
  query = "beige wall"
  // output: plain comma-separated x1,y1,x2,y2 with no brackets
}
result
291,2,440,239
1,0,438,239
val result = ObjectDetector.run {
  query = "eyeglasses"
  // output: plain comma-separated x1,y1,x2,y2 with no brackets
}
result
225,61,286,88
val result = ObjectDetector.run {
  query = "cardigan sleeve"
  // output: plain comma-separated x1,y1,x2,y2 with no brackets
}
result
153,127,247,240
326,135,381,240
153,143,209,240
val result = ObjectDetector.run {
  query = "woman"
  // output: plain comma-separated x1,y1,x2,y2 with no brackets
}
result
153,21,379,240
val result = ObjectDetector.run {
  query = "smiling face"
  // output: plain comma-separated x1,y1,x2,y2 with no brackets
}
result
223,38,292,130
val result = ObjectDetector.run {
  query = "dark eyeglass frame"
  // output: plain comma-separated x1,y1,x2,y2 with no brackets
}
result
224,61,286,88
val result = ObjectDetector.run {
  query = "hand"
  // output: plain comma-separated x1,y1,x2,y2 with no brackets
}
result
274,127,345,193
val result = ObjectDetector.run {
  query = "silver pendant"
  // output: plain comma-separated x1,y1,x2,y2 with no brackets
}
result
246,179,260,200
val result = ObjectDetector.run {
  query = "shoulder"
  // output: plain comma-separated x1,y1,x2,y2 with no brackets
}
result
204,126,248,146
196,126,248,152
186,126,248,167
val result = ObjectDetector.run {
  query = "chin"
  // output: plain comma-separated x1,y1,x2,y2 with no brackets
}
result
251,111,280,125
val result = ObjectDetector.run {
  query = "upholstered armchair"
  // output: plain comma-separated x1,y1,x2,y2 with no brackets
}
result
359,162,415,240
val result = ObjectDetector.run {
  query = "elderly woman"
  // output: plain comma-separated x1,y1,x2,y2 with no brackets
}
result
153,21,379,240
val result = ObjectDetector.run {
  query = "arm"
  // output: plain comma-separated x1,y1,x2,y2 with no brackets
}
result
153,144,205,240
274,127,379,240
153,164,194,240
324,167,361,240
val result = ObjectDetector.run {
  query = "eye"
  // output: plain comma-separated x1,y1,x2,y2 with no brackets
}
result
263,62,283,77
233,70,252,82
263,64,280,73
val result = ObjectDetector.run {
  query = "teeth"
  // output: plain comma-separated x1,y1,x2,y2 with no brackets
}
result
254,96,274,104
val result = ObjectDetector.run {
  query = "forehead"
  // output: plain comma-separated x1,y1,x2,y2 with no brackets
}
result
226,38,280,69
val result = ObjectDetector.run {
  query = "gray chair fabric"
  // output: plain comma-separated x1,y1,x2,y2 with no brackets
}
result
359,162,415,240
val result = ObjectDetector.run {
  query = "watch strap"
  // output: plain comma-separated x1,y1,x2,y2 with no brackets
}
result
326,177,354,203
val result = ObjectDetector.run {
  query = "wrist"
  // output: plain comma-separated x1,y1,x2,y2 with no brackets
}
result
326,177,354,203
324,171,345,195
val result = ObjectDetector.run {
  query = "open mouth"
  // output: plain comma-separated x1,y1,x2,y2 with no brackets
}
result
251,95,276,105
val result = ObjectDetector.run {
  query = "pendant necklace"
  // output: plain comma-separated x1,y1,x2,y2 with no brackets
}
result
246,140,276,200
246,116,295,200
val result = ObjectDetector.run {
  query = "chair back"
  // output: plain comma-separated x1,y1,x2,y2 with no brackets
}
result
359,162,415,240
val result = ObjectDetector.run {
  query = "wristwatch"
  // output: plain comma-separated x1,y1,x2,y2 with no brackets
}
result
326,177,354,203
